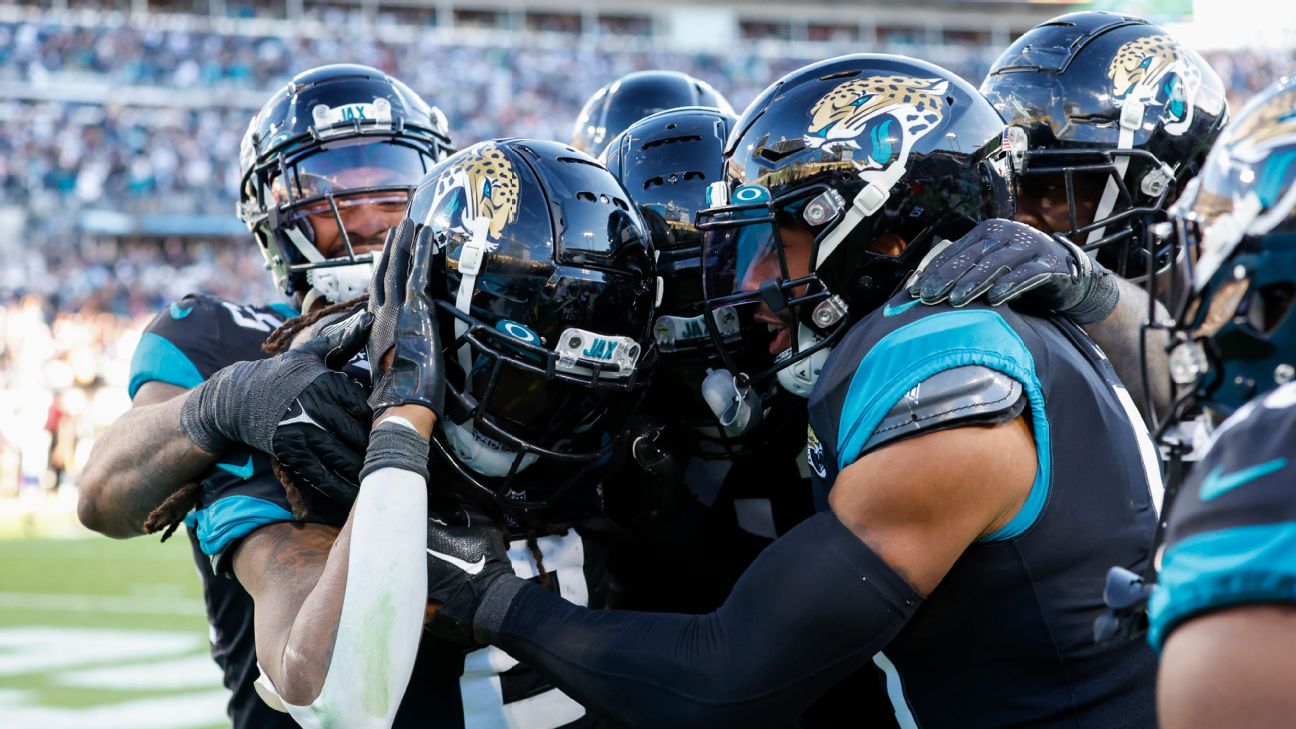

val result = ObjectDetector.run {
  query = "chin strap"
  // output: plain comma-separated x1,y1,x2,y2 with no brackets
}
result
815,163,907,269
453,216,492,378
1087,99,1144,247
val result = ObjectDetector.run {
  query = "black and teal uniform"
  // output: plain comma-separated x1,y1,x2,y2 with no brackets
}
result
805,295,1163,728
134,294,622,729
1149,384,1296,651
129,293,302,729
477,295,1162,729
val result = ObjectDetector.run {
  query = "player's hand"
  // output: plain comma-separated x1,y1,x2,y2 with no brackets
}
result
423,507,521,646
909,219,1119,324
180,309,373,505
366,218,445,419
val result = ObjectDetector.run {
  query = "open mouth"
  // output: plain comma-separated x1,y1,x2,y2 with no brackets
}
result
755,311,793,356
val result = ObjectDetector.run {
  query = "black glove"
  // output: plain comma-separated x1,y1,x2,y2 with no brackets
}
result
181,310,373,504
367,219,445,418
424,506,525,646
910,219,1120,324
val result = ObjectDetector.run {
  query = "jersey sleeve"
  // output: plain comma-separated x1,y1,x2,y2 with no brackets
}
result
1148,389,1296,651
128,294,297,398
129,294,229,398
817,307,1045,542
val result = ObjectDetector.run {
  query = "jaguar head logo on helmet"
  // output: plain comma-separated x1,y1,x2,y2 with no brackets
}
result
804,75,949,172
426,142,521,248
694,54,1013,407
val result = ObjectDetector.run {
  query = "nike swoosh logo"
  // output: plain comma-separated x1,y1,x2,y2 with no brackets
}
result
427,547,486,575
216,456,255,480
883,299,921,318
170,303,193,320
1200,458,1287,501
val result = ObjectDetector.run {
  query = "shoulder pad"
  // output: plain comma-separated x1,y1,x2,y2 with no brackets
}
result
863,365,1025,453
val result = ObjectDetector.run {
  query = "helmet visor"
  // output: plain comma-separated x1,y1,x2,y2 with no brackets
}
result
270,140,432,210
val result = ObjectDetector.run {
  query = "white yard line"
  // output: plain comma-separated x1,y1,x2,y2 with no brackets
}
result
0,592,205,615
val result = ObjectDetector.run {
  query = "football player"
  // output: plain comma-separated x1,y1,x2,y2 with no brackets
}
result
1144,76,1296,729
77,64,453,729
908,11,1228,424
570,70,733,158
185,138,658,728
599,106,899,728
413,54,1164,728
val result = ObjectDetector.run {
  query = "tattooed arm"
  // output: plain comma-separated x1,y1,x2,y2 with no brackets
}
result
1082,276,1172,421
78,382,217,538
232,406,431,726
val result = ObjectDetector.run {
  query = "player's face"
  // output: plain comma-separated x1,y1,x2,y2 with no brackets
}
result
742,221,814,355
1015,172,1105,240
307,191,404,259
745,219,907,357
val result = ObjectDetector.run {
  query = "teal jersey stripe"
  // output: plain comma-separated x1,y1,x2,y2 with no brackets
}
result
1149,521,1296,651
836,309,1050,542
183,494,295,557
128,332,205,398
269,302,300,320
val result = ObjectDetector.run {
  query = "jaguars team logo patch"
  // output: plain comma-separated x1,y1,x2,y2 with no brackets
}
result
425,142,521,250
804,75,948,183
806,425,827,479
1107,34,1202,136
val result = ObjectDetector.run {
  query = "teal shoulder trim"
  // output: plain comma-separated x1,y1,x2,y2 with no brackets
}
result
1148,521,1296,652
128,332,205,399
836,309,1050,542
182,494,295,557
269,302,300,320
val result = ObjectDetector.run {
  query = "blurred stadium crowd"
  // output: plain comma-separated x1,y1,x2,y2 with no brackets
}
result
0,5,1293,501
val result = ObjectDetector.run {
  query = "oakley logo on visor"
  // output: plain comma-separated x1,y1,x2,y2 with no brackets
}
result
497,319,541,344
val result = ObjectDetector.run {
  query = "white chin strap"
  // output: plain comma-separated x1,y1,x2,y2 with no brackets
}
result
444,419,539,478
775,324,832,398
1087,99,1145,248
453,216,492,376
815,163,907,269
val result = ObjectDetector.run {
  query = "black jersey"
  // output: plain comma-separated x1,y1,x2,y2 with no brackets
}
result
131,293,614,729
807,296,1163,728
129,293,301,729
1149,384,1296,651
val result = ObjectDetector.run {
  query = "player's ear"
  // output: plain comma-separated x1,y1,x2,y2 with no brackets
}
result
868,233,907,257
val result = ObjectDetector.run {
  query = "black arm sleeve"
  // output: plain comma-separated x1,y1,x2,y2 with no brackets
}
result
488,511,923,729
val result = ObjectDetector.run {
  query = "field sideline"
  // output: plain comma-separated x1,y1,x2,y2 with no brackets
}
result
0,500,229,729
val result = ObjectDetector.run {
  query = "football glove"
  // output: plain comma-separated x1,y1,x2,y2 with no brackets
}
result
424,506,525,646
910,219,1119,324
366,219,446,418
180,309,372,505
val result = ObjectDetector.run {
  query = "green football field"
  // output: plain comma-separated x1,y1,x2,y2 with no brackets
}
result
0,508,231,729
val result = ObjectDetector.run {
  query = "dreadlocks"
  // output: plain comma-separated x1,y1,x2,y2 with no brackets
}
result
140,295,368,538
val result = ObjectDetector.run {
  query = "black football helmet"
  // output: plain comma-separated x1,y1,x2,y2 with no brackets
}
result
982,12,1227,279
405,139,657,511
571,70,734,158
1156,76,1296,421
697,54,1013,397
239,64,454,301
601,106,800,457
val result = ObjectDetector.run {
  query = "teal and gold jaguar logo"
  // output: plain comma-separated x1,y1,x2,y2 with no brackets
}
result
1107,34,1202,135
428,142,521,249
804,75,948,175
1231,87,1296,156
806,424,827,479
